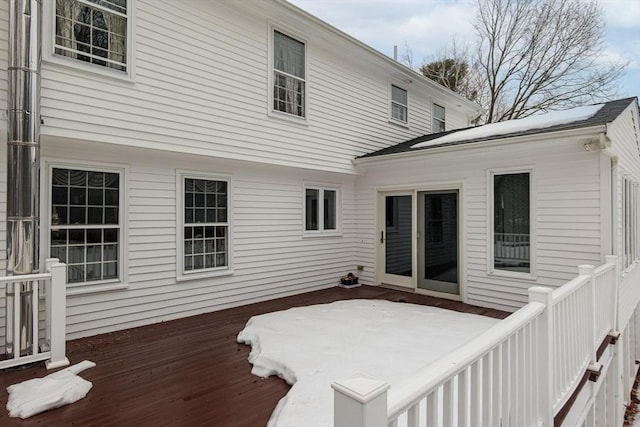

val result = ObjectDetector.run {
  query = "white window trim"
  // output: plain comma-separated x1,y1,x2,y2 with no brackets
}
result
302,183,342,237
487,166,537,280
176,170,233,281
43,0,136,81
622,176,640,271
41,158,129,294
267,23,308,123
432,102,446,133
388,82,409,127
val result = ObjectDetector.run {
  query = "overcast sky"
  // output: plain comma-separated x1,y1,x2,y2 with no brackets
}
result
288,0,640,99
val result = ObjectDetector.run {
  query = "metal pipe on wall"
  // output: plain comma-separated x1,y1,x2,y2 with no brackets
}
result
6,0,41,358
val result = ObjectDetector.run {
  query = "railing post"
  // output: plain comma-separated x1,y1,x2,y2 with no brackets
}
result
580,264,601,375
529,286,554,427
46,259,69,370
606,255,619,335
332,373,390,427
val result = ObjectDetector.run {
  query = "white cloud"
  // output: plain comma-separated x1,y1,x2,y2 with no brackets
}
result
601,0,640,29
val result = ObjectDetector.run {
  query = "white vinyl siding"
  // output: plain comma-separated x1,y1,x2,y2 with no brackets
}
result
356,137,602,312
391,85,408,123
177,172,231,280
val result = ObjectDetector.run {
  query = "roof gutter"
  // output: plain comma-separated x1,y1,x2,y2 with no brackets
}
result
353,124,608,168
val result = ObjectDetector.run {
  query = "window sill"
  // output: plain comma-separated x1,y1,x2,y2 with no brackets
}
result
488,269,537,282
66,282,129,296
388,118,410,129
302,231,343,239
177,269,234,282
44,54,135,84
268,109,309,126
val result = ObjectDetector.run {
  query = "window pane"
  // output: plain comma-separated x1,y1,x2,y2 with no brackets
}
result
324,190,336,230
391,85,407,105
305,189,319,231
55,0,128,71
494,173,530,273
274,31,305,78
50,167,120,284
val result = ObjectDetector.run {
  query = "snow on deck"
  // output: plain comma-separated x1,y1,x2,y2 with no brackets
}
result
412,104,604,149
237,299,499,427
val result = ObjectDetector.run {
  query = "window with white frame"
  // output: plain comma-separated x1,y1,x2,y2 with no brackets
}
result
492,172,531,274
273,30,306,117
54,0,129,72
622,177,639,269
391,85,408,123
180,176,230,275
304,185,339,233
433,103,446,132
50,167,121,284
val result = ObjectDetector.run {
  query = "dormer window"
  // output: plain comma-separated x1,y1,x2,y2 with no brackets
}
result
54,0,128,73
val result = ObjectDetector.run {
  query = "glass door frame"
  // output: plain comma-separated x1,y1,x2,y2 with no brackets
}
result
376,184,465,300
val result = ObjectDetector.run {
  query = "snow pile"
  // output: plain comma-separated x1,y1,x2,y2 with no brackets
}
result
237,299,498,427
7,360,96,419
412,104,603,149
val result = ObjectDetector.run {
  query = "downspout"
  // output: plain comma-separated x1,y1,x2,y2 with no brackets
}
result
5,0,41,358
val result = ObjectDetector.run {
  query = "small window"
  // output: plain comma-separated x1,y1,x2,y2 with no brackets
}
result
623,177,639,269
433,103,446,132
181,176,230,275
304,185,340,234
493,172,531,274
54,0,129,72
50,167,122,284
273,30,306,117
391,85,408,123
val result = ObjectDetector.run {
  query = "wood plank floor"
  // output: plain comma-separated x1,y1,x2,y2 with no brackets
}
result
0,285,509,426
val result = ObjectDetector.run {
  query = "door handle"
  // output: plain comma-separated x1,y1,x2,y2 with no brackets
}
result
380,231,384,243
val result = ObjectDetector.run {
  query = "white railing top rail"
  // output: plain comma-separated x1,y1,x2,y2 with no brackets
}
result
594,262,616,277
0,272,53,284
387,301,546,421
551,274,590,303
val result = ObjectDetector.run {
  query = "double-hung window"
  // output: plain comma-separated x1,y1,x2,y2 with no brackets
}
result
433,103,446,132
179,174,231,278
492,171,532,274
391,85,408,123
50,167,122,284
304,185,340,234
273,30,306,118
54,0,129,72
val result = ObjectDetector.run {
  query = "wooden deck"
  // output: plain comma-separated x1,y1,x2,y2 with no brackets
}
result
0,285,509,426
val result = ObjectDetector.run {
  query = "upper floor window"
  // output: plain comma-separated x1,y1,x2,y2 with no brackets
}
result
493,171,531,275
273,30,306,117
391,85,408,123
304,185,340,235
433,103,446,132
55,0,128,72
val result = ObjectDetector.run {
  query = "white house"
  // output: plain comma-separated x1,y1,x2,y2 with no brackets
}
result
354,98,640,312
2,0,640,425
0,0,479,342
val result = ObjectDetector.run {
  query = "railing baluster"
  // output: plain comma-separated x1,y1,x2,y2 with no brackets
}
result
426,391,437,427
443,379,454,427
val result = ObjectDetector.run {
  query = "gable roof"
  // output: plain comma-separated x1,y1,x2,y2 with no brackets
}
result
359,97,637,159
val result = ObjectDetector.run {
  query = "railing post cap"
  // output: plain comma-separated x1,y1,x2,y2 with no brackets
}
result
578,264,595,275
332,373,390,404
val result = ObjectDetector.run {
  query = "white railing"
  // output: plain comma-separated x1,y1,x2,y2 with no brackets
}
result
0,258,69,370
494,232,530,266
333,256,619,427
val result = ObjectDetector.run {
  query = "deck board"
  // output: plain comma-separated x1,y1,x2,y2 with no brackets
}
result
0,285,509,426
